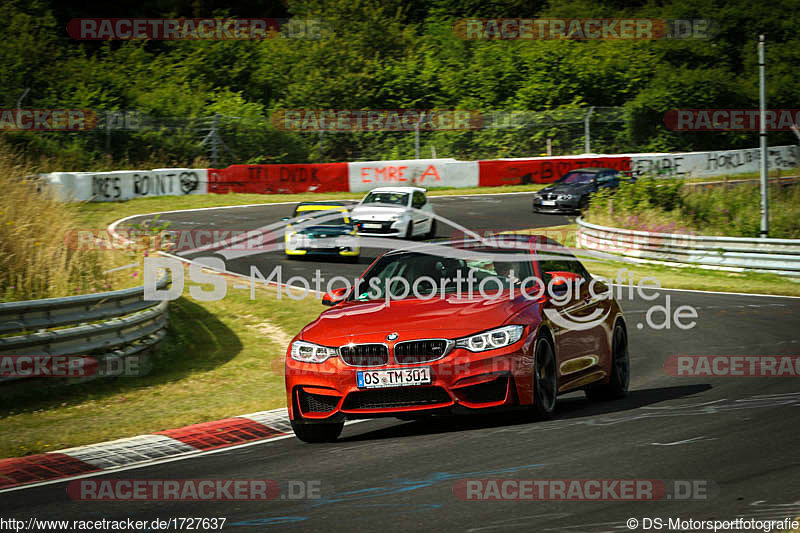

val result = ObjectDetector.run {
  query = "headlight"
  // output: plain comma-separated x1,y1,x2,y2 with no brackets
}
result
557,194,573,200
455,325,524,352
288,233,308,247
290,341,338,363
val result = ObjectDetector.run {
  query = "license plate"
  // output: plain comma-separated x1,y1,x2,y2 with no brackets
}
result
363,223,382,229
357,367,431,388
541,200,556,206
308,240,330,248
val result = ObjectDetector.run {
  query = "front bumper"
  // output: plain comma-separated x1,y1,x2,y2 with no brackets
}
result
285,235,360,256
352,219,405,237
285,343,531,422
532,197,581,213
286,247,360,257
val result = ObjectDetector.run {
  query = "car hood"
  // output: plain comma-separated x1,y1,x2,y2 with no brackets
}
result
350,205,407,220
300,295,537,345
539,183,594,195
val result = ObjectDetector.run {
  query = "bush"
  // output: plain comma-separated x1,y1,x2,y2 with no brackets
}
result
586,178,800,239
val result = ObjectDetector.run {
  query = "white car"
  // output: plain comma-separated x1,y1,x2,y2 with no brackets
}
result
350,187,436,239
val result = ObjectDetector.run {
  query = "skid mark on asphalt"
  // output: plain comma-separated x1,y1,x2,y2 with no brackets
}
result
478,501,800,533
466,513,574,532
481,392,800,435
228,464,545,528
622,302,791,315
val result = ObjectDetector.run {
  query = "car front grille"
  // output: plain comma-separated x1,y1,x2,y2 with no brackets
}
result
340,344,389,366
342,386,452,410
394,340,451,364
353,220,395,234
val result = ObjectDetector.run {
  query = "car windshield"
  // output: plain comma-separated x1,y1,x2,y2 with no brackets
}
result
362,192,410,206
296,210,350,226
353,250,534,301
558,171,596,184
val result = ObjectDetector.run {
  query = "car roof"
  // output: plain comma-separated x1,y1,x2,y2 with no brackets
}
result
380,233,565,258
296,201,348,207
365,187,426,194
565,167,617,174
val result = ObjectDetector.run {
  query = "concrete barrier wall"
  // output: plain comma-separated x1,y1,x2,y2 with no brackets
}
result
477,155,631,187
207,163,348,194
40,145,798,201
41,169,208,202
628,145,799,178
347,159,478,192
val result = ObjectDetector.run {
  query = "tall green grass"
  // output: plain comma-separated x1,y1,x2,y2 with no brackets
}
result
0,142,130,302
585,176,800,239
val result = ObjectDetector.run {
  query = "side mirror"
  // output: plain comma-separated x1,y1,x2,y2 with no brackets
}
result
321,287,349,306
545,271,582,296
550,279,568,295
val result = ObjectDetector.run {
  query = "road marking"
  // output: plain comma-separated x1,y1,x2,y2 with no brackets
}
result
650,436,716,446
608,282,800,300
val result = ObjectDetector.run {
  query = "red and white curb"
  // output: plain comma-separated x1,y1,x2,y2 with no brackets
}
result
0,408,294,492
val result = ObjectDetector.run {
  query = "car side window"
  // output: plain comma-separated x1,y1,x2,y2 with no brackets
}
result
597,171,620,186
538,251,590,283
412,191,426,209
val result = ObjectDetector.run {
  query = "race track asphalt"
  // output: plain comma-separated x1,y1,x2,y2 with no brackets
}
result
3,193,798,532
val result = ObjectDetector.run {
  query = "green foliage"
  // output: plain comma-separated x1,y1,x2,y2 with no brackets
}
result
587,180,800,239
1,0,799,167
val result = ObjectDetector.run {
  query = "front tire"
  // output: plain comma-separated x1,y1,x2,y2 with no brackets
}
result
404,221,414,240
531,336,558,419
586,321,629,401
290,419,344,443
426,219,437,239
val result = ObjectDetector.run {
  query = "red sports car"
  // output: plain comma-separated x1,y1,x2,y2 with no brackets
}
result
285,235,629,443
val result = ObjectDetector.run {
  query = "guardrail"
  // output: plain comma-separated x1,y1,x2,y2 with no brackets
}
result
0,275,170,383
576,218,800,276
683,175,800,190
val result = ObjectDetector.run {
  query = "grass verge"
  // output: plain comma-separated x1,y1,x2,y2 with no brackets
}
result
0,271,321,458
584,174,800,239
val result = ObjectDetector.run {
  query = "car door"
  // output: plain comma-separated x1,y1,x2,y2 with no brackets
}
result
410,191,430,234
596,171,620,190
538,250,610,389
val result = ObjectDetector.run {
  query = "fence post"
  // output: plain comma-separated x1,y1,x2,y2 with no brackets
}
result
584,106,595,154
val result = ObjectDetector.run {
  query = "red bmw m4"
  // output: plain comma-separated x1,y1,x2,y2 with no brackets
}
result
285,235,630,443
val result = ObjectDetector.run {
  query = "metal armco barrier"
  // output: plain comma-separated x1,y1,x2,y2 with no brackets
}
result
577,218,800,276
0,275,170,383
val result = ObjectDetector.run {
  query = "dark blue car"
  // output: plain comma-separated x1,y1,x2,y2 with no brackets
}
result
532,167,636,214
